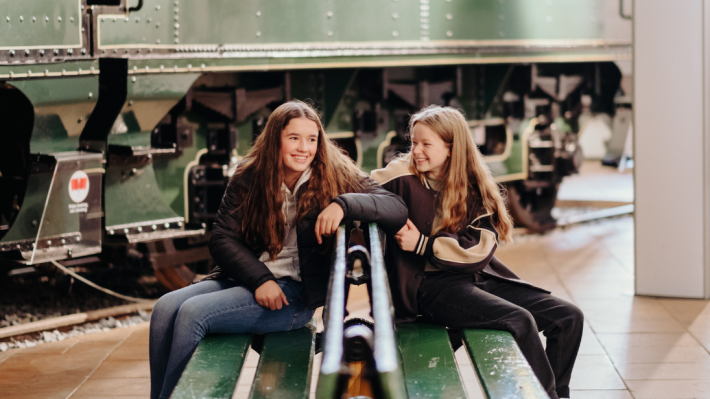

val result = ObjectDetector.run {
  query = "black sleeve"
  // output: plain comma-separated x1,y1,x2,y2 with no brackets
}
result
208,179,275,291
331,176,408,235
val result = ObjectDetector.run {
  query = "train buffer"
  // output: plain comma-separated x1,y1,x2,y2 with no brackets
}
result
171,224,548,399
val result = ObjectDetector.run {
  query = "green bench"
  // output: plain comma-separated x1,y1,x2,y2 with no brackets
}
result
170,224,548,399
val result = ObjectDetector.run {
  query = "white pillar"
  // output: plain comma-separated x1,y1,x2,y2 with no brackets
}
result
634,0,710,298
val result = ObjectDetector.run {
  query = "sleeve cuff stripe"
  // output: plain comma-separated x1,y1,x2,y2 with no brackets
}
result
418,235,429,256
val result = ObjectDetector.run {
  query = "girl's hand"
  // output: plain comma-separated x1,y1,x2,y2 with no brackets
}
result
315,202,344,244
395,219,421,252
255,280,290,310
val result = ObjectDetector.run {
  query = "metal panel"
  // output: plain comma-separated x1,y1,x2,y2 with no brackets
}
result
0,0,83,49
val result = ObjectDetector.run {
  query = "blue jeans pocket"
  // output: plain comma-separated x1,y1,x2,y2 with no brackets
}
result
289,307,315,330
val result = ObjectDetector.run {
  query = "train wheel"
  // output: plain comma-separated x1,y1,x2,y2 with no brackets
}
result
152,264,197,291
505,182,558,234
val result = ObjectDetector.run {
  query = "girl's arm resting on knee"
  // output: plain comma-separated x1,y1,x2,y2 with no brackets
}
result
418,213,499,273
330,177,408,235
209,180,276,291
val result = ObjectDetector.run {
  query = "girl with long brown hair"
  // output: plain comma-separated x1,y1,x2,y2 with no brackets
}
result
149,100,407,399
372,105,583,399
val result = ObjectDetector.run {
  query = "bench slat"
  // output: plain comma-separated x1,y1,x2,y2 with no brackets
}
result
462,329,548,399
249,326,317,399
397,322,468,399
171,334,252,399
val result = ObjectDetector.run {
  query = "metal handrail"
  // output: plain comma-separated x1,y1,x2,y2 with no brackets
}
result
619,0,632,20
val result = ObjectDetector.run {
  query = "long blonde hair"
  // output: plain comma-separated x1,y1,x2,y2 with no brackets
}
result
231,100,365,259
406,105,513,242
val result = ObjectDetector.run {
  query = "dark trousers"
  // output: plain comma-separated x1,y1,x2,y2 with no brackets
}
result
416,271,583,399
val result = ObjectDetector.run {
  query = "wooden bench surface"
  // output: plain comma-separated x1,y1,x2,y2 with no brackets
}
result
171,333,252,399
462,329,549,399
397,322,467,399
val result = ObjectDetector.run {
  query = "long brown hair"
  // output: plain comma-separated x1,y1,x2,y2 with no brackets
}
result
231,100,365,259
405,105,513,242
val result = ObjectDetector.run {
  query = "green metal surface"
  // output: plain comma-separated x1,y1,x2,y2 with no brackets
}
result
98,0,605,48
462,329,548,399
0,171,52,243
396,322,467,399
0,0,83,49
249,325,317,399
10,75,99,154
171,333,252,399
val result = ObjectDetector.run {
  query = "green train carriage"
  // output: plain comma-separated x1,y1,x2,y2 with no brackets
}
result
0,0,631,287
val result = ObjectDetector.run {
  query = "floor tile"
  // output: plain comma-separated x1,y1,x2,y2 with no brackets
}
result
91,360,151,379
569,355,626,390
616,362,710,380
569,390,634,399
626,379,710,398
604,345,710,364
72,377,151,396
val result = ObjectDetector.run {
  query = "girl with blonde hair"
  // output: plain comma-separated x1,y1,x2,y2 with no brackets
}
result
372,105,583,399
149,100,407,399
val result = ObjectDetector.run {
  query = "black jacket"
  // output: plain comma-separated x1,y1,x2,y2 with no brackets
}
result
372,159,549,323
205,169,408,309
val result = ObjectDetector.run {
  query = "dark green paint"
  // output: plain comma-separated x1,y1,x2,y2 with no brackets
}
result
462,329,548,399
171,334,252,399
249,325,317,399
0,172,52,243
397,322,467,399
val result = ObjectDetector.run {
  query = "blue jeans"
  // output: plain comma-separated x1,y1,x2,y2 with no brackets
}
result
149,278,315,399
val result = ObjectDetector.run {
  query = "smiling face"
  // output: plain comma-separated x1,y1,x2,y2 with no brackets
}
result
281,117,319,185
411,122,451,180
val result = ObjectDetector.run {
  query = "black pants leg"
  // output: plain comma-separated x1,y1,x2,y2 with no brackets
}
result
416,272,583,399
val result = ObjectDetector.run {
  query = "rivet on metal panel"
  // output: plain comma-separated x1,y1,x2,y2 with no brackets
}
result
44,69,49,75
177,222,183,227
160,65,164,70
156,22,161,27
201,64,205,69
447,31,453,37
54,49,58,55
327,31,333,36
47,240,51,246
132,76,136,82
81,48,86,54
148,17,152,22
327,11,333,18
164,223,171,228
19,16,23,22
133,65,137,71
113,18,116,22
61,69,66,74
9,50,14,56
78,68,82,72
67,48,73,55
5,16,9,22
256,31,261,37
128,100,133,106
187,63,192,69
24,49,29,55
32,16,36,22
88,92,93,98
152,225,158,231
58,16,62,22
136,17,140,22
156,5,160,10
145,66,150,71
45,16,49,22
392,13,398,19
109,229,115,235
70,17,74,22
174,30,179,36
40,49,44,56
8,71,13,76
61,239,66,245
175,23,179,28
136,49,140,53
546,15,552,22
78,116,83,123
446,13,452,20
173,65,178,70
82,27,85,32
392,31,399,37
124,229,129,234
174,8,179,13
27,70,31,75
125,17,129,22
137,227,143,232
175,0,179,4
90,66,95,71
113,49,117,53
156,39,161,43
174,15,179,21
256,11,261,17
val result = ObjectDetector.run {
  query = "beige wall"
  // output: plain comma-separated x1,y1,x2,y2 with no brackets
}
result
634,0,709,297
